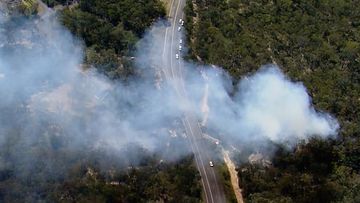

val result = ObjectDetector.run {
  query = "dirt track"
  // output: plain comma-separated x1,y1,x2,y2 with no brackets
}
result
223,150,244,203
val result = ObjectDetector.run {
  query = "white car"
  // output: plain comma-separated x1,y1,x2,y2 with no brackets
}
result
178,26,181,31
179,45,182,51
179,39,183,44
175,54,179,59
179,18,183,24
209,161,214,167
181,21,184,26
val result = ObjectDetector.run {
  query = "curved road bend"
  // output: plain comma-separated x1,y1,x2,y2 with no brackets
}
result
162,0,227,202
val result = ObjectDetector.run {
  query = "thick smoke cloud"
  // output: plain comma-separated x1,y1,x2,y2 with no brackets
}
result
0,7,338,169
202,66,338,146
0,10,185,168
235,67,338,141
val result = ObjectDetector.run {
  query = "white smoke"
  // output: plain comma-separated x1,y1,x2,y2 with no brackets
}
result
205,66,339,145
138,20,339,147
0,10,184,162
0,6,339,168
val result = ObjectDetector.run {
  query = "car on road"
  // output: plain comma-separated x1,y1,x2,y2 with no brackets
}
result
178,26,181,31
181,20,184,26
175,54,179,59
209,161,214,167
179,45,182,51
179,39,183,44
179,18,183,24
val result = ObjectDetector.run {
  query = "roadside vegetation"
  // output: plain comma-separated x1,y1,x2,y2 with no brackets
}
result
56,0,166,79
216,164,238,203
185,0,360,202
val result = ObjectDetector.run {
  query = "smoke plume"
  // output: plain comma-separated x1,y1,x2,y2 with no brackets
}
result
202,66,339,146
0,6,339,170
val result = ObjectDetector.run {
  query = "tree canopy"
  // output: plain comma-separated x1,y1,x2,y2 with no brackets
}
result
58,0,166,79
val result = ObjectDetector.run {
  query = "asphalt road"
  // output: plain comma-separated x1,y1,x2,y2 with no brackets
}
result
162,0,227,202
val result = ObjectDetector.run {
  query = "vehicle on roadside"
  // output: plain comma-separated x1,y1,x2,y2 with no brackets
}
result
179,18,182,24
179,45,182,51
181,20,184,26
175,54,179,59
179,39,183,44
209,161,214,167
178,26,181,31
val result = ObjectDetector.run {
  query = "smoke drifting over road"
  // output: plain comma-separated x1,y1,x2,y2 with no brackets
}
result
0,7,338,170
0,10,185,167
138,21,338,148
